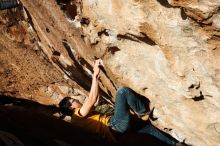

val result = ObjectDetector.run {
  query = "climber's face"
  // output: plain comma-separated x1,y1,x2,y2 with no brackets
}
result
70,98,82,109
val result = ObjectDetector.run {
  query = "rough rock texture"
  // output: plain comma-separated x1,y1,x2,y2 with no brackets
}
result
78,1,220,145
0,0,220,146
0,4,88,105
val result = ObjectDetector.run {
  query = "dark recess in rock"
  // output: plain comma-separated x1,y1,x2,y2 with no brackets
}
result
192,91,205,101
80,17,90,26
181,8,187,20
56,0,77,20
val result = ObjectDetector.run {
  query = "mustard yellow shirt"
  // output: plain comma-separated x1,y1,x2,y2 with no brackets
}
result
71,108,116,142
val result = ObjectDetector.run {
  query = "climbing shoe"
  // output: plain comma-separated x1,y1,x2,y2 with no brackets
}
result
140,107,154,121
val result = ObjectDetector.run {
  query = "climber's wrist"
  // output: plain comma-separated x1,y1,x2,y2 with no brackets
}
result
92,74,99,79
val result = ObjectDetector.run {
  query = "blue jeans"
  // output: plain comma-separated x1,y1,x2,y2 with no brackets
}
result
110,87,176,146
137,122,176,146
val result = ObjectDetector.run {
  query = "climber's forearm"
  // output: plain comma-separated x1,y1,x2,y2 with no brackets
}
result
88,59,101,104
78,59,101,117
89,74,99,102
78,75,99,117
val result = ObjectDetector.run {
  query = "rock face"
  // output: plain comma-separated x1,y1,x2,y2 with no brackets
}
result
0,0,220,146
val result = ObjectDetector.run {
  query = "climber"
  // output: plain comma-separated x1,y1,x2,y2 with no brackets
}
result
59,59,185,146
0,0,20,10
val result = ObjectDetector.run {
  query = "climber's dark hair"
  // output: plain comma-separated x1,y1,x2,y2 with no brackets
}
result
59,96,73,116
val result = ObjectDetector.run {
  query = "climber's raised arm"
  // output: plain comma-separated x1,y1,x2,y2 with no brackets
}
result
79,59,101,117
